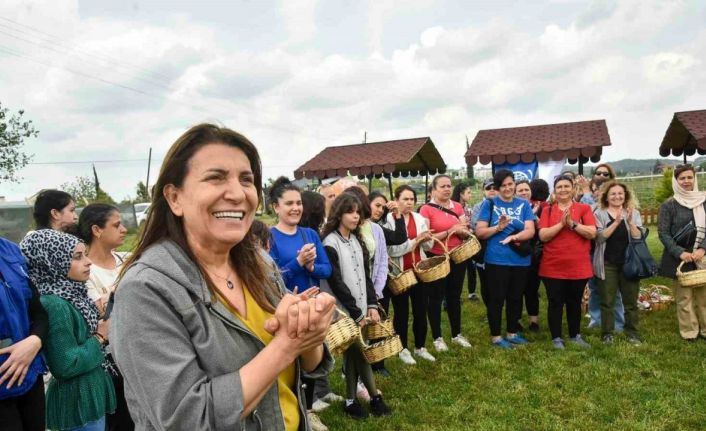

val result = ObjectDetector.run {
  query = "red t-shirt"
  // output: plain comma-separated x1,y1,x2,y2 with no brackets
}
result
419,200,464,255
538,202,595,280
402,215,422,271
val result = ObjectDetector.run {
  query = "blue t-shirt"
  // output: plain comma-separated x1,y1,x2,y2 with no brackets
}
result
477,196,535,267
269,226,332,292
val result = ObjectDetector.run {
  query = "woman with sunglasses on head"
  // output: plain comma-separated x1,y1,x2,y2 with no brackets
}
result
386,185,435,365
419,175,473,352
658,164,706,342
475,170,536,349
579,163,616,206
539,175,596,349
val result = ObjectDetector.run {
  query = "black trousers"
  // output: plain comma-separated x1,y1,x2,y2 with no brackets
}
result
427,257,466,339
107,374,135,430
0,377,45,431
543,277,589,339
485,264,528,336
391,281,429,349
523,266,541,317
466,260,477,295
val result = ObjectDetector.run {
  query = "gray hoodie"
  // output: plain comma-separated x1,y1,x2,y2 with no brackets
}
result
111,239,333,431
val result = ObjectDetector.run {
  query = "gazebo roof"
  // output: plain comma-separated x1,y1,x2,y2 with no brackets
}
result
465,119,611,166
658,110,706,157
293,137,446,179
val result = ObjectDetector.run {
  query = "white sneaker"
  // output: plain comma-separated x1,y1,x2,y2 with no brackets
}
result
356,381,370,402
452,334,473,348
307,412,329,431
398,348,417,365
311,399,330,412
414,347,436,362
433,337,449,352
320,392,344,403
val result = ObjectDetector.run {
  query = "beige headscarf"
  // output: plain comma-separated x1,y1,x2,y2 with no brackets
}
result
672,174,706,250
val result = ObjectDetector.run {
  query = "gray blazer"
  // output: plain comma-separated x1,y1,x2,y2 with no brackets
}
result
592,208,645,280
112,239,333,431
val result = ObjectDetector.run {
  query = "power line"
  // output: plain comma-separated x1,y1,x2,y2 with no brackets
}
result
28,157,299,169
0,15,173,82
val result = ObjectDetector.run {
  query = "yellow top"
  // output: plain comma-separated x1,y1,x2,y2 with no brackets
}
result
216,286,300,431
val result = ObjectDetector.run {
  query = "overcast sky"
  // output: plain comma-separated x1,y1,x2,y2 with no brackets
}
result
0,0,704,201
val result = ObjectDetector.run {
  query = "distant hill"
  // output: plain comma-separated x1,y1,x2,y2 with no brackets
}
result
580,156,706,176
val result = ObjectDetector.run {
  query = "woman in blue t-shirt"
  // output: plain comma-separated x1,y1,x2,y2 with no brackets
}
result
475,170,536,349
267,176,334,429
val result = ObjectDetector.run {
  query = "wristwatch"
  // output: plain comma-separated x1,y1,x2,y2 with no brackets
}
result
570,222,578,231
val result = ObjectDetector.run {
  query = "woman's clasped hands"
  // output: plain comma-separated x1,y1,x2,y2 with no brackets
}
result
264,288,336,355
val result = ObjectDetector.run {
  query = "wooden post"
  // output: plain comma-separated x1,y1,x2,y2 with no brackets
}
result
578,158,584,176
387,174,393,199
425,173,429,202
368,175,373,191
684,153,688,164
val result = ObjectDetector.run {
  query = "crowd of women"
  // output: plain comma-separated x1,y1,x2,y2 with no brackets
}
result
1,122,705,431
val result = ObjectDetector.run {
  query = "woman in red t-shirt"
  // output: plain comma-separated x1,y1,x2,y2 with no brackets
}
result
418,175,473,352
538,175,596,350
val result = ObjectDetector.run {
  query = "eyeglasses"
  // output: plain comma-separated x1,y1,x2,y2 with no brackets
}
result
484,186,495,191
594,171,611,177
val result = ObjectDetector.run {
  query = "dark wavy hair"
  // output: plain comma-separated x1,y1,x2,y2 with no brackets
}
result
367,191,388,222
529,179,550,202
268,176,300,206
493,169,514,189
342,186,371,219
320,193,370,265
33,189,74,229
299,191,325,231
452,183,471,203
394,185,417,202
119,123,279,313
674,164,695,179
78,203,119,245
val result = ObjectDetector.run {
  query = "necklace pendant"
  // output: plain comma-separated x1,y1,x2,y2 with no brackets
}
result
226,280,234,290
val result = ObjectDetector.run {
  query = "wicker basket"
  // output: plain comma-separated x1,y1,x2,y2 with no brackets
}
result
413,237,450,283
447,234,481,264
645,284,674,311
325,307,360,355
364,309,395,339
676,260,706,288
388,259,417,295
361,336,403,363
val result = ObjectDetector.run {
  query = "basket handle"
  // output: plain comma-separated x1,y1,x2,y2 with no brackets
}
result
412,235,449,266
677,260,685,275
388,258,404,275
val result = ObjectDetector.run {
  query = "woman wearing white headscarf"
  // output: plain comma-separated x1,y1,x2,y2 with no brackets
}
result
658,164,706,342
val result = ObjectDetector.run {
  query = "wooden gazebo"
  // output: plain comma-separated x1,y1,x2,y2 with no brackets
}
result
658,109,706,163
464,120,612,175
293,137,446,197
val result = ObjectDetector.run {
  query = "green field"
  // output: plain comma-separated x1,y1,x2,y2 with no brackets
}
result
119,229,706,430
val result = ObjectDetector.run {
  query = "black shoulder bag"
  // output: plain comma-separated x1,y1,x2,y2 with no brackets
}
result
622,218,659,281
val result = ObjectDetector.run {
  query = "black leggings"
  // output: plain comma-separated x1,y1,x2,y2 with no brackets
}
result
0,376,45,431
543,277,589,339
466,260,477,295
523,266,541,318
391,281,429,349
427,257,466,339
484,264,528,336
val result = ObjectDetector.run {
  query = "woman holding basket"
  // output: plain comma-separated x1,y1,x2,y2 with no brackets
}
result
319,193,392,420
386,185,435,365
419,175,473,352
658,164,706,342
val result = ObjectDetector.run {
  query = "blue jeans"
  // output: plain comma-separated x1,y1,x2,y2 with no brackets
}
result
588,277,624,331
66,416,105,431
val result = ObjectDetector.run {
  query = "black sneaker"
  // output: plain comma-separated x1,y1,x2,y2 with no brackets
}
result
529,322,540,333
343,400,368,420
369,395,392,417
602,334,614,345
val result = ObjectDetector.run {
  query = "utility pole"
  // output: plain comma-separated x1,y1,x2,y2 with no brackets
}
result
364,131,367,144
146,147,153,197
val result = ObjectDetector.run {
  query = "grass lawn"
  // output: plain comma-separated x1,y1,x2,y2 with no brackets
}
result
119,228,706,430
